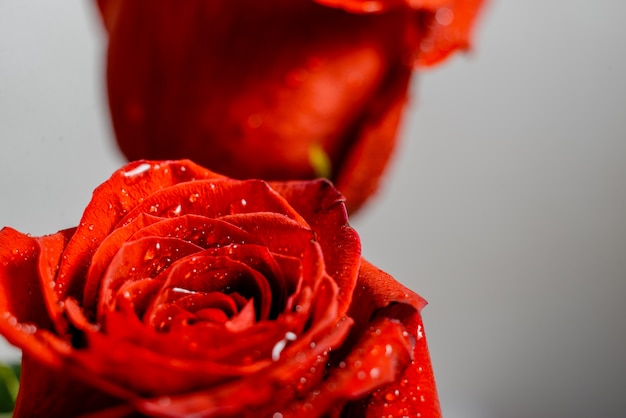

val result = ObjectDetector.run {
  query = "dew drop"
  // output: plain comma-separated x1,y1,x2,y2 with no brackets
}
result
189,193,200,203
143,242,160,261
123,162,152,177
435,7,454,26
157,396,171,407
88,224,95,231
246,114,263,129
240,198,247,207
361,1,383,12
172,287,195,295
284,68,308,87
271,331,297,361
167,204,182,217
385,344,393,357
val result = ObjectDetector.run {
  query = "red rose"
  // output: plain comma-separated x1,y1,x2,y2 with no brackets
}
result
96,0,484,213
0,160,439,417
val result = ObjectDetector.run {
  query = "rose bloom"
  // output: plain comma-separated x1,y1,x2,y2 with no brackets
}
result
0,160,438,417
96,0,484,213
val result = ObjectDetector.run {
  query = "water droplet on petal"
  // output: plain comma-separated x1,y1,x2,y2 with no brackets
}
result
143,242,161,262
271,331,297,361
284,68,308,88
417,325,424,339
435,7,454,26
167,204,182,217
247,114,263,129
157,396,171,407
385,344,393,357
361,1,383,13
123,162,152,177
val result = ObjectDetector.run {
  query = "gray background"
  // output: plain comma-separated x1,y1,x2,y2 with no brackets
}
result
1,1,625,417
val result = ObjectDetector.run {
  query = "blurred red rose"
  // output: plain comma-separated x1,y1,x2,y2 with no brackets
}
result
96,0,484,213
0,160,439,417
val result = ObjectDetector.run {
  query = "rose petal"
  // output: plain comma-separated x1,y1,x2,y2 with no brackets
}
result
56,160,223,301
84,213,163,314
116,179,307,229
13,354,126,417
0,227,75,366
136,316,354,418
98,237,203,318
345,259,439,417
414,0,486,67
279,316,413,417
362,304,441,417
333,62,411,213
269,179,361,312
145,254,273,323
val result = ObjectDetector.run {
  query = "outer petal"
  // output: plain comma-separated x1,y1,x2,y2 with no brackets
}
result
413,0,486,67
0,228,53,331
348,259,440,417
13,354,125,418
312,0,486,67
0,227,74,363
333,61,412,213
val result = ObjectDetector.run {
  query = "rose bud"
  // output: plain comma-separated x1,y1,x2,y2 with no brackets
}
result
1,160,439,417
96,0,484,213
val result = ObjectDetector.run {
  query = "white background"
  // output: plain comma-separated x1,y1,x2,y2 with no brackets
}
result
1,1,625,417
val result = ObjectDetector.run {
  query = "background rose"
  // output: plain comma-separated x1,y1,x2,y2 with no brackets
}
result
0,160,438,417
96,0,484,213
